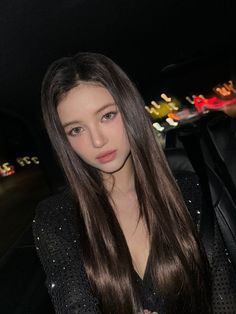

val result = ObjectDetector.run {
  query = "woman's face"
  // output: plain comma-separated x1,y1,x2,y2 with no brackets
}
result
57,83,131,174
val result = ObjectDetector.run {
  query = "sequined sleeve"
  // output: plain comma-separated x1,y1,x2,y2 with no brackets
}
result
32,198,102,314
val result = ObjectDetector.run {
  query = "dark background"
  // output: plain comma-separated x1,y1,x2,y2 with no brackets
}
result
1,0,235,113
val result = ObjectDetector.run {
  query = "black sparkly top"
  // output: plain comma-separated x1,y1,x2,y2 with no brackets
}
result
32,172,236,313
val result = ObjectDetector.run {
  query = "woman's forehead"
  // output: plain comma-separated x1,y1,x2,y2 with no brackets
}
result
57,84,116,123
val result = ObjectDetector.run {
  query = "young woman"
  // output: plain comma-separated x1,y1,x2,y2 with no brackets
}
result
33,52,213,313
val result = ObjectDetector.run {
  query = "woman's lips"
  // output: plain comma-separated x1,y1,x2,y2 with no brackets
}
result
96,150,117,164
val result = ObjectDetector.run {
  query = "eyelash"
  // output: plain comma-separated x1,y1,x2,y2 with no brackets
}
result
101,111,117,121
68,127,83,137
67,111,117,137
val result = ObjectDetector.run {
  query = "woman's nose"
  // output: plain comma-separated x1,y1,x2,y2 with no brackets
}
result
89,126,108,148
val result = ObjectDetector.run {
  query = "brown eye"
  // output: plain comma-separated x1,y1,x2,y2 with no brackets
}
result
102,111,117,121
68,127,83,136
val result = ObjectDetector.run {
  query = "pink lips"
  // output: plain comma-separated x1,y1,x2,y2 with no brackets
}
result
96,150,117,164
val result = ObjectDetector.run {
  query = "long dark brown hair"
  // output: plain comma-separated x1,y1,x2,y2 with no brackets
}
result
41,52,212,313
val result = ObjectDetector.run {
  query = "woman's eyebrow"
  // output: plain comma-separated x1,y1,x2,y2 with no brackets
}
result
94,102,116,115
62,103,116,129
62,120,81,129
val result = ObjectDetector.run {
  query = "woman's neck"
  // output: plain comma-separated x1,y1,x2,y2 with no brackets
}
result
102,154,135,196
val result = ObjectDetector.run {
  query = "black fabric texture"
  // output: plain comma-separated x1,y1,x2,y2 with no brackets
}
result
32,172,236,313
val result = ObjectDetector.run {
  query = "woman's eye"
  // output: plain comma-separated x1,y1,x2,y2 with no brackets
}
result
68,127,83,136
102,111,117,121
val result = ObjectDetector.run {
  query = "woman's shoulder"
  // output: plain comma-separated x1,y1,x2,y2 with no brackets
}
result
36,185,74,211
174,171,201,198
33,185,77,233
173,170,202,226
